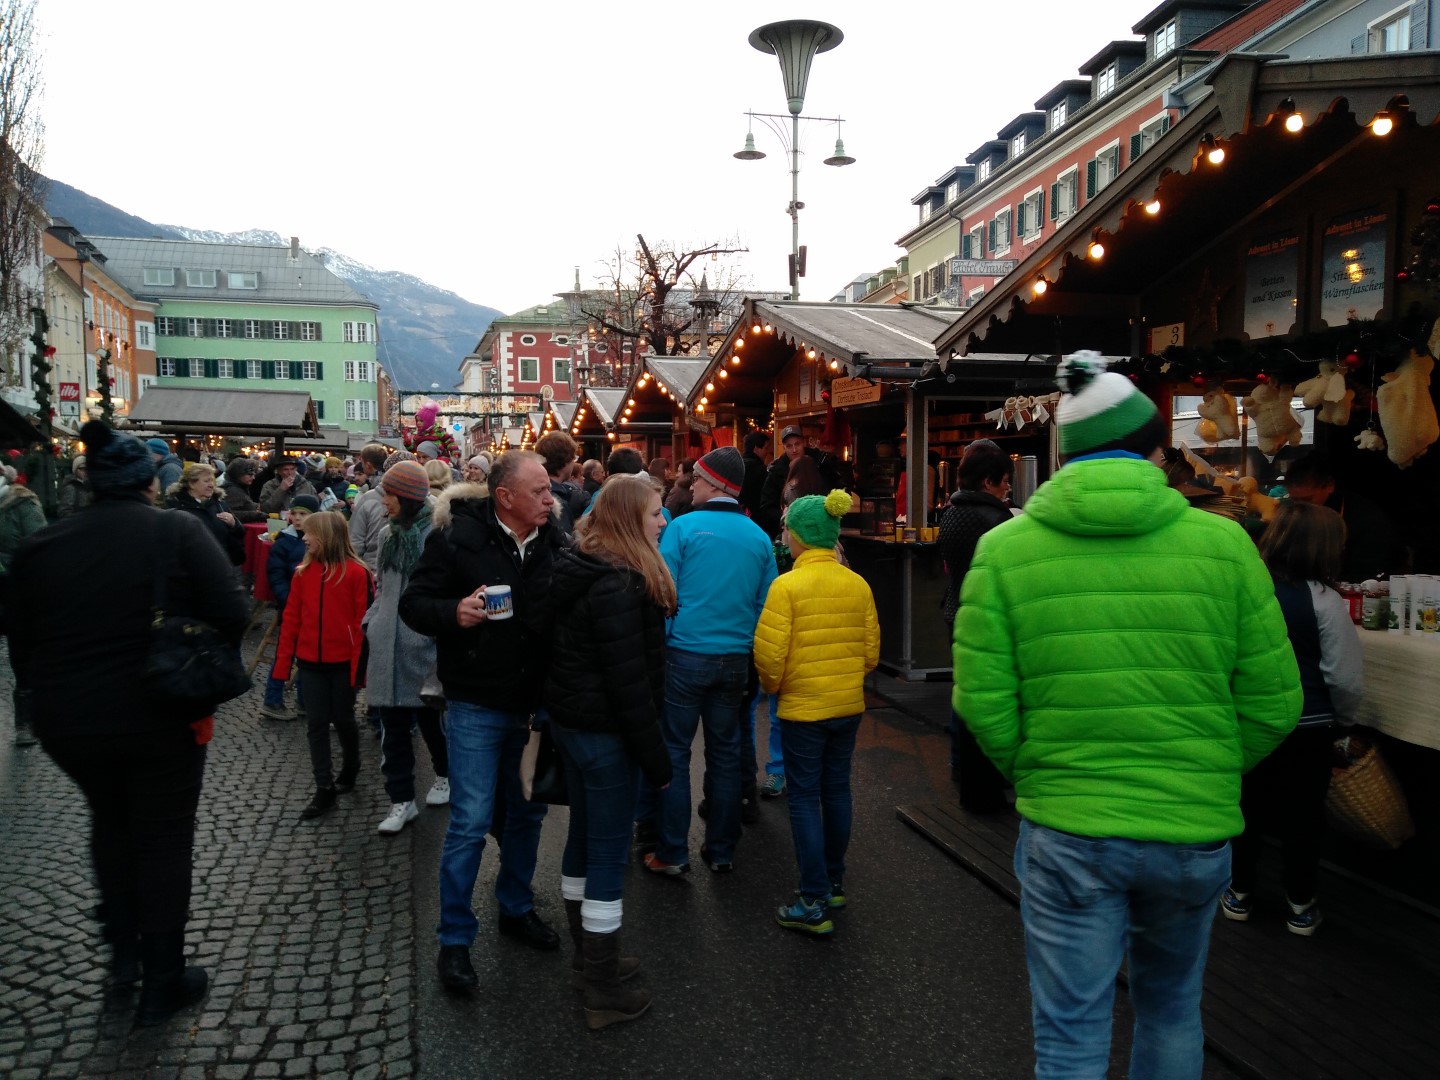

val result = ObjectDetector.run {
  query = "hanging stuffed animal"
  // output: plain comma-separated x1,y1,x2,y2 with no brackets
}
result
1376,326,1440,468
404,400,461,463
1295,360,1355,425
1241,382,1303,456
1195,387,1239,443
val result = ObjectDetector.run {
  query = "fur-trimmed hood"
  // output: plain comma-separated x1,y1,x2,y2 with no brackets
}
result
432,481,488,528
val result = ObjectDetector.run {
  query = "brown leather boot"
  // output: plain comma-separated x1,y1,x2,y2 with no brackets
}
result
565,899,639,990
580,929,650,1030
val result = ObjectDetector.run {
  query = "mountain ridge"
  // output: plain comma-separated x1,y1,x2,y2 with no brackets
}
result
44,178,502,391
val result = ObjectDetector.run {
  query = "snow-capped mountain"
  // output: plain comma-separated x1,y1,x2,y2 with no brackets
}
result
45,180,502,391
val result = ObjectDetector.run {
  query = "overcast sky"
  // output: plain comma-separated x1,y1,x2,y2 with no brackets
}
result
38,0,1148,316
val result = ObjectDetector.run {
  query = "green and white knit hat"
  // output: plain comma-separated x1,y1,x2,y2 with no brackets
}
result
1054,350,1159,456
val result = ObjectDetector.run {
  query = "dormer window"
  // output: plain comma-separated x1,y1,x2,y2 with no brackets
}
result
1154,19,1176,58
978,160,992,182
185,269,217,288
143,267,175,287
1051,102,1068,131
946,182,958,204
1013,132,1027,157
1096,63,1117,98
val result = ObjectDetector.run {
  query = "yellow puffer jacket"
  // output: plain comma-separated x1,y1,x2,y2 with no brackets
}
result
754,547,880,722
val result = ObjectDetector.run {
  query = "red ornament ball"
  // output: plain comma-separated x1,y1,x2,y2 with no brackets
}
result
1426,199,1440,215
1344,351,1362,371
1190,374,1206,387
1256,372,1271,384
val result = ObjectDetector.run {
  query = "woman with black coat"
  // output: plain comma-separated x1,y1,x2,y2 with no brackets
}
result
165,462,245,565
542,474,673,1030
6,421,249,1027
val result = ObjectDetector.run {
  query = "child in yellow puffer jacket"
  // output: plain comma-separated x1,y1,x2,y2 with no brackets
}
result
753,490,879,936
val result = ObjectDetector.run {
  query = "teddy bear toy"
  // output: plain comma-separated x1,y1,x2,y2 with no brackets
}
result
1195,387,1239,443
1241,382,1303,456
1376,328,1440,469
1294,360,1355,425
403,400,461,462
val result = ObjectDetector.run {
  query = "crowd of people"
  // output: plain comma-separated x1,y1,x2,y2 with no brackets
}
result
2,356,1369,1071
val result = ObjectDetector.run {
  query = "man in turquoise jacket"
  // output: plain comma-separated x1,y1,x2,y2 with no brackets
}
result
953,351,1301,1079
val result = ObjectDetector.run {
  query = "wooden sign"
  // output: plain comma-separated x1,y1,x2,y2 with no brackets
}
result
831,376,882,407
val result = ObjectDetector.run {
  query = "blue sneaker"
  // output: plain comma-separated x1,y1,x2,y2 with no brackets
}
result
1219,887,1251,922
775,896,834,936
761,773,786,798
1286,898,1322,937
828,882,846,910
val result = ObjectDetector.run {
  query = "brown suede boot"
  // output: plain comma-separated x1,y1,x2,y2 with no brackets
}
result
581,929,650,1030
565,898,639,990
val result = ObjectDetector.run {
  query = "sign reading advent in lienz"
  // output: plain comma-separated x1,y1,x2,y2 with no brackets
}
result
1243,231,1300,339
1320,207,1388,327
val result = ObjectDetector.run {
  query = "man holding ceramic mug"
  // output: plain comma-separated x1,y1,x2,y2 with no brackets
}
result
399,450,566,993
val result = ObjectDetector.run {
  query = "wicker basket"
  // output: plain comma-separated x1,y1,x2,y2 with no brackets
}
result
1325,744,1416,851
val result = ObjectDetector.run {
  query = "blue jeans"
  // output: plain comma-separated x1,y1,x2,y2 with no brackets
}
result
780,715,860,899
553,725,634,903
656,648,749,865
764,693,784,775
437,701,548,946
1014,820,1231,1080
263,671,303,708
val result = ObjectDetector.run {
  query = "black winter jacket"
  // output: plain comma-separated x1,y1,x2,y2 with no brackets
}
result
938,488,1012,624
397,486,564,713
165,487,245,564
542,549,672,787
7,492,249,737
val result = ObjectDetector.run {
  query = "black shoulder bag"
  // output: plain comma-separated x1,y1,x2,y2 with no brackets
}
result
145,513,253,710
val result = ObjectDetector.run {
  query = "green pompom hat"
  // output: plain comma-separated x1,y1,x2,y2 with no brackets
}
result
787,490,852,550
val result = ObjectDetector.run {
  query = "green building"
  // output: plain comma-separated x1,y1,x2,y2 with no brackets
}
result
94,236,382,435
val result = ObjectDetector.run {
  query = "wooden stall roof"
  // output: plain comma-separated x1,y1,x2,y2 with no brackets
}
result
124,387,319,437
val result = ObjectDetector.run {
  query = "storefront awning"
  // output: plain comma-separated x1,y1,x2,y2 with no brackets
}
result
935,51,1440,360
124,386,320,438
0,397,44,450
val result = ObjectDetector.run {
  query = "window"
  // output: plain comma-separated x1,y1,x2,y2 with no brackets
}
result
1018,189,1045,241
299,361,319,380
273,321,290,340
244,320,262,339
357,360,372,381
345,399,376,422
137,324,152,348
246,359,263,379
344,360,356,381
217,359,234,379
1013,132,1027,157
300,322,319,341
1096,62,1117,98
1051,167,1080,222
143,267,175,287
314,401,325,420
912,275,926,300
519,357,539,382
1154,18,1176,58
1366,7,1417,53
920,202,933,223
928,264,946,294
185,269,217,288
1050,101,1068,131
156,317,175,337
1086,142,1121,198
228,271,258,289
990,209,1013,255
967,287,986,308
215,318,232,338
158,357,176,377
946,182,959,204
274,360,290,380
520,334,537,346
189,358,205,378
977,159,992,182
1131,113,1172,160
554,358,572,383
343,321,373,343
969,223,986,258
553,334,570,345
187,318,205,337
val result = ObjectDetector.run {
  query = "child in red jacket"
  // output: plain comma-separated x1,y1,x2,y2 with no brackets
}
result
272,510,374,820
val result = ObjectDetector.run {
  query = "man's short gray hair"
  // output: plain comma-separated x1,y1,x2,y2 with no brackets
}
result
489,450,545,495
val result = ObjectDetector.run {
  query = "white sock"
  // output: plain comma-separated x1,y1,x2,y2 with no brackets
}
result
581,898,622,934
560,875,586,902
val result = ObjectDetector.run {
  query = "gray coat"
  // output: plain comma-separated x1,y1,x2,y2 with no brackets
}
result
349,487,388,573
362,518,437,708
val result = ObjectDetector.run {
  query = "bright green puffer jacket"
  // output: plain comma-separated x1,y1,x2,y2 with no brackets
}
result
952,456,1301,843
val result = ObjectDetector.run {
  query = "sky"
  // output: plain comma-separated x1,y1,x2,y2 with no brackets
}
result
36,0,1150,316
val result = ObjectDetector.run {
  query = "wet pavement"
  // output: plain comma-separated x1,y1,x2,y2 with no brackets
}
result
2,634,1245,1079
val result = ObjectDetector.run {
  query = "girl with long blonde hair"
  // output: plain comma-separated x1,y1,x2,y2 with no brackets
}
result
272,510,375,819
541,473,674,1029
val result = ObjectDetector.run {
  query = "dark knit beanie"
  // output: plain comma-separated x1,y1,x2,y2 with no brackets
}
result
383,449,416,472
695,446,745,497
290,494,321,514
82,421,158,493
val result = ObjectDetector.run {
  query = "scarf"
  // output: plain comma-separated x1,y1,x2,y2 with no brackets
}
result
379,501,433,577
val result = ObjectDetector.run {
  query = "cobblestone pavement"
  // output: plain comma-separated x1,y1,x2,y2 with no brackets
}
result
0,635,419,1079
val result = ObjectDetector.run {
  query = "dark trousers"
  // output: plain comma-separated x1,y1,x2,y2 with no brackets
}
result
375,705,448,803
42,730,206,936
1231,724,1335,903
298,662,360,789
951,710,1009,812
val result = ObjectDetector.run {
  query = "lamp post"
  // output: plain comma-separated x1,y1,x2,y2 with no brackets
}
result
737,19,854,300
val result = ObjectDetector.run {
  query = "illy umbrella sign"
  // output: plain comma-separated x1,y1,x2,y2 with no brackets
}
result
58,382,80,417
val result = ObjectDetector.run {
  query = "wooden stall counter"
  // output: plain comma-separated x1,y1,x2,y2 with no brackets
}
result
1356,633,1440,750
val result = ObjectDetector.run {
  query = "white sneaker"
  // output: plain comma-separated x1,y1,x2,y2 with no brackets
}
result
377,801,419,834
425,777,451,806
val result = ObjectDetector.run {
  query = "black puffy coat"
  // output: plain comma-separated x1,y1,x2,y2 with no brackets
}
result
542,549,671,787
398,485,564,713
165,486,245,565
937,488,1012,624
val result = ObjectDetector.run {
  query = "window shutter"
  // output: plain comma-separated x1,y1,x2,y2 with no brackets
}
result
1160,115,1171,136
961,234,972,259
314,362,324,380
262,360,275,380
1050,183,1060,220
1086,159,1098,199
315,401,325,420
204,358,217,379
1037,190,1045,224
290,322,300,340
988,220,997,251
1351,32,1367,54
233,361,246,380
1412,2,1429,49
1015,202,1026,236
1129,133,1143,162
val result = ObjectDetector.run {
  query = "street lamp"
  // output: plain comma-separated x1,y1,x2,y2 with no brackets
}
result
688,272,720,358
736,19,854,300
